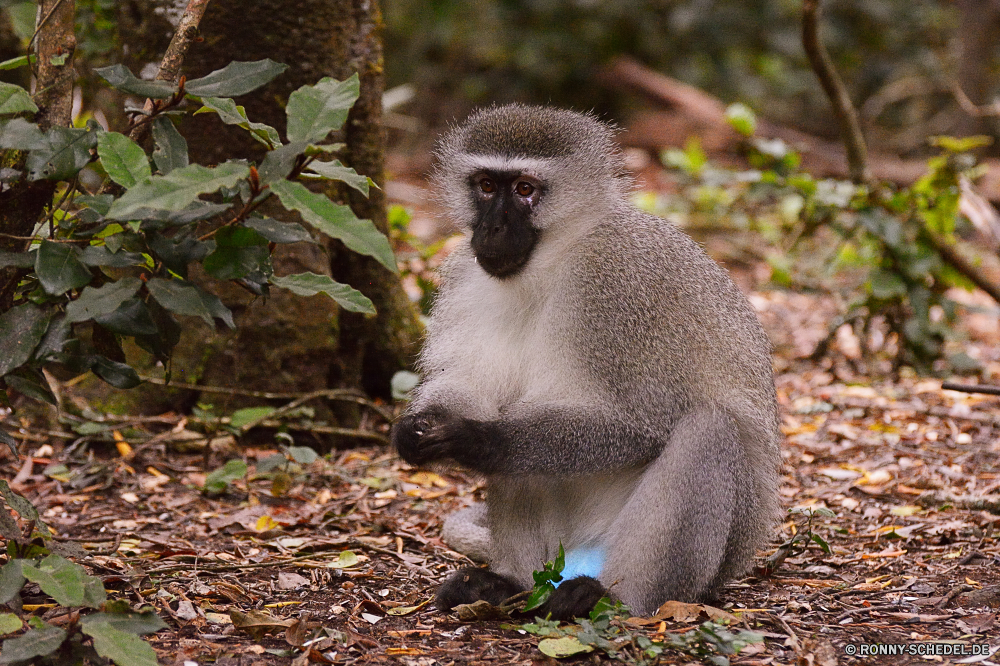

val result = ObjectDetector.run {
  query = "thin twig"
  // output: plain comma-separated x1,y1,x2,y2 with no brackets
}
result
934,583,973,609
768,613,801,652
951,83,1000,118
27,0,68,50
139,375,393,422
143,539,418,576
801,0,870,185
941,382,1000,396
925,232,1000,306
238,389,358,433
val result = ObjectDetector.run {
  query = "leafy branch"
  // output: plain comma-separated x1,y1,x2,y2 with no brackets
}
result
0,59,396,450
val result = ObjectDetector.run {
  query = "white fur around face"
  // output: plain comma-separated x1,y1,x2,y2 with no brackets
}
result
455,154,552,175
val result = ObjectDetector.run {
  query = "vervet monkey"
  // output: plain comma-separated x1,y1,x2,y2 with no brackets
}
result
392,104,780,620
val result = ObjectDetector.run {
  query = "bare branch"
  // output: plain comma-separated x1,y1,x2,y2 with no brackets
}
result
155,0,212,84
951,82,1000,118
801,0,870,185
924,231,1000,305
128,0,212,144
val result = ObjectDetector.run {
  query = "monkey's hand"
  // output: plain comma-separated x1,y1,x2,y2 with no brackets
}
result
393,408,494,468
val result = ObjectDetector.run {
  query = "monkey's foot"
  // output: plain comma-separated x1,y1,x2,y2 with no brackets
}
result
435,567,524,611
535,576,607,621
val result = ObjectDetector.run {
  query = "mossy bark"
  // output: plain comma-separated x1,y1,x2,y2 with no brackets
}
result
1,0,76,314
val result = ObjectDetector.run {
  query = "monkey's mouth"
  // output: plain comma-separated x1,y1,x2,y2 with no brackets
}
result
474,249,533,279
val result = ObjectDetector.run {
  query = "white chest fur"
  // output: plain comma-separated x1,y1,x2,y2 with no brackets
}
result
418,254,575,419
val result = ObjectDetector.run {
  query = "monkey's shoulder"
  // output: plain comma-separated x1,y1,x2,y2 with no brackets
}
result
575,209,748,306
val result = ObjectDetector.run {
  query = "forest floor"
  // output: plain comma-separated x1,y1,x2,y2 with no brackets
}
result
2,165,1000,665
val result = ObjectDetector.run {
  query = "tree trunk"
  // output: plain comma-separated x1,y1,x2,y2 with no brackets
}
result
114,0,421,415
954,0,1000,140
1,0,76,313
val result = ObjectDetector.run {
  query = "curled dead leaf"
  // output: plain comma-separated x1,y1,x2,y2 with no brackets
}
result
454,599,511,622
230,609,294,641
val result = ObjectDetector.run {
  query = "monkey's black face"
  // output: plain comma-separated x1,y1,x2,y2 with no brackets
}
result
468,170,542,278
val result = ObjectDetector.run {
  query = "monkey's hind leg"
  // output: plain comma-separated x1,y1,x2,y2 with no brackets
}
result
435,567,524,611
602,410,759,615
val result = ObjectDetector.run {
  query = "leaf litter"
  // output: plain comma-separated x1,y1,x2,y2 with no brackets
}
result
0,279,999,664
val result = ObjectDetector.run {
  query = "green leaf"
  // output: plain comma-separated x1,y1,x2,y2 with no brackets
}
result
203,226,271,281
26,125,101,181
77,194,115,216
930,135,993,153
98,132,151,188
132,300,182,362
78,246,147,269
810,532,832,554
538,636,594,658
286,446,319,464
136,201,231,230
0,303,53,376
0,614,21,636
525,543,566,612
0,504,16,541
65,277,142,323
151,116,189,175
305,159,371,196
257,140,309,184
88,356,142,389
0,480,42,527
230,407,275,428
185,59,288,98
270,179,396,273
94,298,159,336
79,609,166,635
285,74,359,143
204,459,248,495
271,273,375,314
0,55,34,71
0,428,15,458
107,162,250,221
0,118,45,150
3,369,57,405
868,269,907,299
0,250,34,269
94,64,177,98
35,240,92,295
724,103,756,137
0,82,37,114
196,97,281,148
244,217,311,243
147,233,212,278
0,561,24,606
326,550,359,569
0,624,66,663
20,554,106,608
146,277,235,328
81,621,159,666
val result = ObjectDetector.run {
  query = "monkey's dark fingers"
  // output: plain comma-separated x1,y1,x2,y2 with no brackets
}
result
435,567,524,611
392,412,438,464
533,576,607,621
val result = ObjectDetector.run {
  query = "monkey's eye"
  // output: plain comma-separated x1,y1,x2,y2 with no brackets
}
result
515,181,535,197
479,178,497,194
